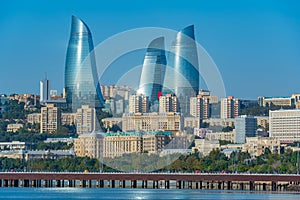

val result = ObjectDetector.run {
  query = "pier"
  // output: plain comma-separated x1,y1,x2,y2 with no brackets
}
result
0,172,299,191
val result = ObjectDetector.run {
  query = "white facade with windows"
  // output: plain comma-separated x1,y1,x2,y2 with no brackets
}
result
269,109,300,143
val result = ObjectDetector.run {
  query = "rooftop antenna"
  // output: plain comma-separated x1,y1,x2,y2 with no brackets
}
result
45,72,47,80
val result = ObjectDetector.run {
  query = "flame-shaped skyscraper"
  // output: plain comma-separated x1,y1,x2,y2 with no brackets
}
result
138,37,166,109
65,16,104,112
164,25,199,115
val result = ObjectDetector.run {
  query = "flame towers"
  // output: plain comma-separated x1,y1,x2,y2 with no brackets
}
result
138,37,166,106
65,16,104,111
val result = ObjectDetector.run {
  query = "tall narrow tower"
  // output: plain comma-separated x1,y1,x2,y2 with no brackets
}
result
138,37,166,107
40,78,50,102
164,25,199,115
65,16,104,112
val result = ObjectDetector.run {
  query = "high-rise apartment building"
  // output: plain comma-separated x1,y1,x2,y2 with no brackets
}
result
65,16,104,111
138,37,166,105
40,79,50,102
40,104,61,133
220,96,240,118
75,105,96,134
269,109,300,143
159,94,178,113
128,94,149,113
190,95,210,119
234,115,257,144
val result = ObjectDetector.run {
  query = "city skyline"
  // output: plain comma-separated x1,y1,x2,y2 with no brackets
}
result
1,1,300,99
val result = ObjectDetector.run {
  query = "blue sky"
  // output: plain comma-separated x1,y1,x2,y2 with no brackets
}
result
0,0,300,99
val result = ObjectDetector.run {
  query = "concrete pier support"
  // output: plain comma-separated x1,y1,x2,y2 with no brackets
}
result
81,180,86,188
272,181,277,191
240,182,244,190
131,180,137,188
188,181,192,189
111,180,115,188
13,180,19,187
262,183,267,191
141,180,145,188
250,181,255,191
23,179,29,187
227,181,232,190
218,182,222,190
4,180,8,187
68,180,74,187
165,180,170,189
56,180,61,187
38,180,42,187
177,180,181,189
210,181,214,189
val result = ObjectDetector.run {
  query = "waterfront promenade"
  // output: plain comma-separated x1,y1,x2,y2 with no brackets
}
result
0,172,299,191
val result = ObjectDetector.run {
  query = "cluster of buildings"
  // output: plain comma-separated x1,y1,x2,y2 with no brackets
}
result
74,131,175,159
0,140,74,161
27,104,97,134
2,15,300,163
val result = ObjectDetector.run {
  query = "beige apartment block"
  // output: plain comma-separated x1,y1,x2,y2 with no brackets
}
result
255,116,269,129
27,113,41,124
220,96,240,118
61,113,76,126
40,104,61,133
269,109,300,143
243,137,281,157
75,105,96,134
259,96,294,107
101,117,122,130
159,94,178,113
192,139,220,156
190,95,210,119
128,94,149,113
184,117,201,129
7,124,23,133
103,132,142,158
73,131,104,158
102,131,172,158
202,118,235,127
122,112,183,132
206,131,235,142
198,90,218,104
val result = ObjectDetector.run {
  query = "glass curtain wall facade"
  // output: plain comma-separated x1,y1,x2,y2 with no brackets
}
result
164,25,199,115
138,37,166,111
65,16,104,112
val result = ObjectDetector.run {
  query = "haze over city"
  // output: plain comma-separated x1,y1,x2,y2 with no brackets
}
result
1,0,300,99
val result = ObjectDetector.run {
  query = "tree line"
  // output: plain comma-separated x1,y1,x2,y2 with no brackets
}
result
0,148,298,174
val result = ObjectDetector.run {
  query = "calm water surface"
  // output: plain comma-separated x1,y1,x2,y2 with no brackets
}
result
0,188,299,200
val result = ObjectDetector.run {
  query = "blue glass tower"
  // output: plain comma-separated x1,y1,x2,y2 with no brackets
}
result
65,16,104,111
138,37,166,106
164,25,199,115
